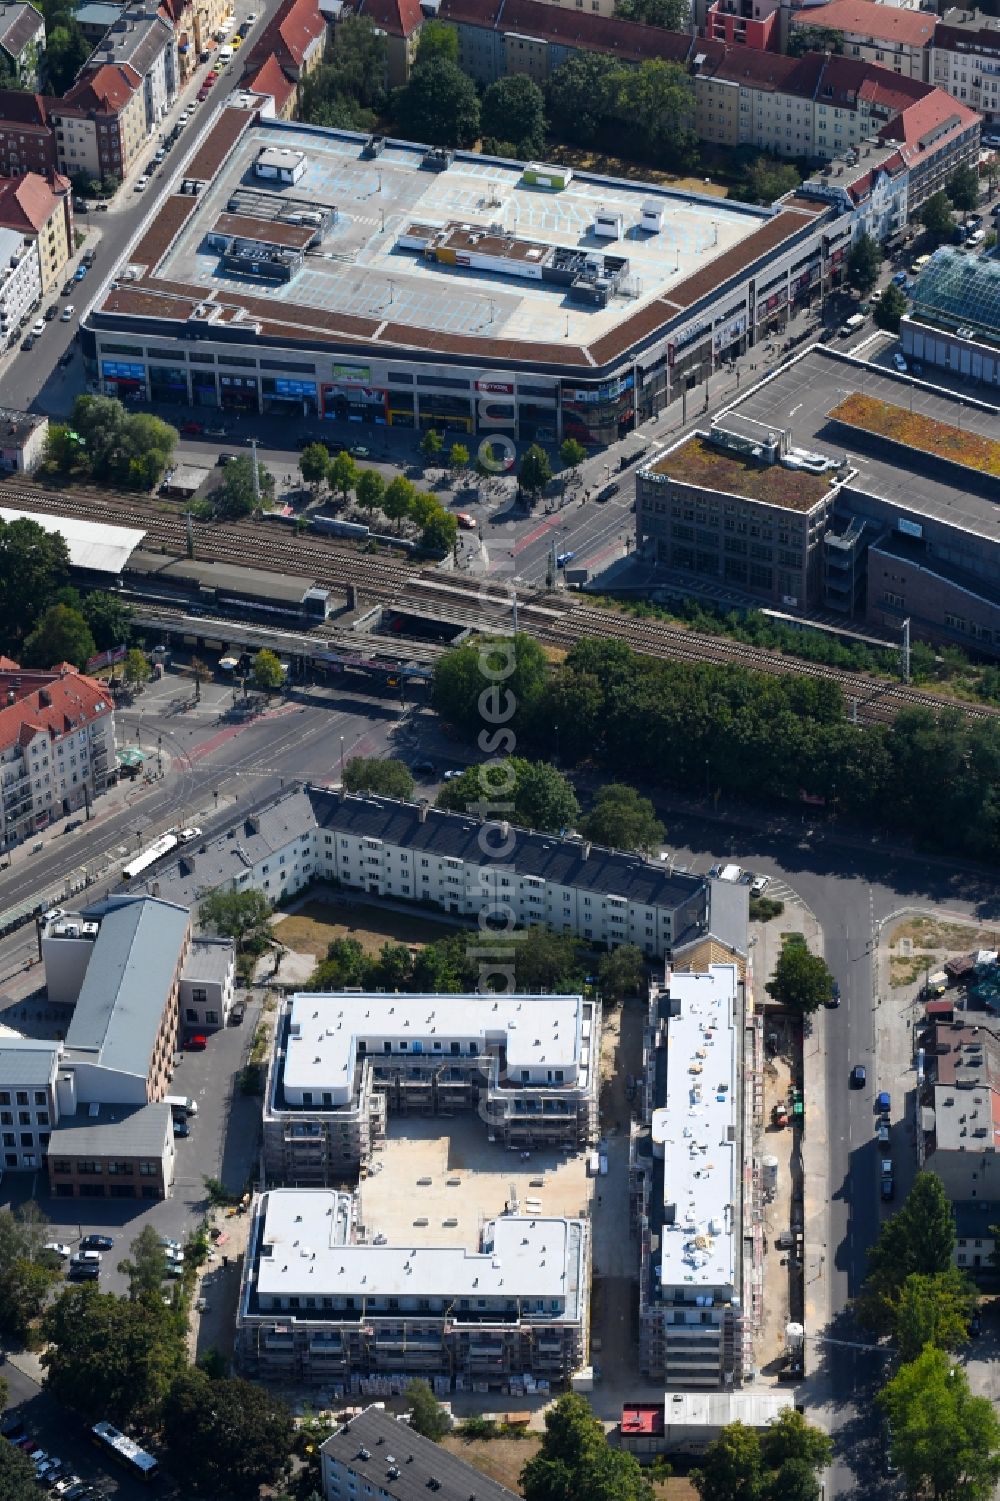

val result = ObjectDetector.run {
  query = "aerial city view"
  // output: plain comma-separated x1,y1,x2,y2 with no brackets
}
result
0,0,999,1496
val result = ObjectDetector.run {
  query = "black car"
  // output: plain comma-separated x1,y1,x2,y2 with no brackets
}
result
172,1119,190,1139
45,304,58,321
596,482,620,502
20,334,34,352
61,280,74,296
826,979,841,1007
63,820,82,834
58,349,73,368
68,1262,99,1281
216,452,237,466
229,1000,246,1025
79,1233,113,1251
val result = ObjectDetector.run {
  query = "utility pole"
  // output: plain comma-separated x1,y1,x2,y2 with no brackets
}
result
901,617,911,684
251,436,260,509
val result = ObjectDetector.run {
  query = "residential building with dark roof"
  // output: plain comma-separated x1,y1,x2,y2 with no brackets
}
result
48,1101,175,1200
320,1406,520,1501
83,4,179,132
0,404,49,471
0,90,56,177
934,8,1000,132
0,660,115,851
0,2,45,88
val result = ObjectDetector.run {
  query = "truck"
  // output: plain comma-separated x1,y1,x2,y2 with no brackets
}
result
718,864,743,883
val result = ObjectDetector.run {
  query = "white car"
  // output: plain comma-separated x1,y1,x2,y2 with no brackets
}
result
70,1248,102,1264
31,317,44,335
159,1236,182,1253
750,875,770,897
43,1241,72,1258
177,826,202,842
53,1476,82,1495
134,175,150,193
893,352,908,374
60,304,74,322
442,769,463,781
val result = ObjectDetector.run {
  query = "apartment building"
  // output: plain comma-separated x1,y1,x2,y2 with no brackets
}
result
0,227,40,349
48,1101,175,1200
923,1021,1000,1203
632,964,747,1387
0,1037,59,1173
0,661,115,852
52,62,144,184
0,170,73,292
178,938,235,1032
263,989,600,1184
239,0,326,117
351,0,423,87
934,8,1000,132
0,2,45,88
143,786,713,960
0,90,56,177
788,0,935,82
0,406,48,471
237,1188,589,1388
321,1407,521,1501
85,4,178,132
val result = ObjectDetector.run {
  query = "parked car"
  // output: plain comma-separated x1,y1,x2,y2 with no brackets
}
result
181,420,204,435
556,551,575,567
750,874,770,896
44,304,57,321
153,148,166,164
596,482,620,501
80,1233,113,1251
20,334,34,351
176,826,202,842
43,1242,71,1258
64,819,82,834
893,352,908,374
60,304,74,322
229,1000,246,1025
349,442,370,458
827,979,841,1008
850,1063,866,1088
875,1090,891,1115
61,280,74,296
159,1237,182,1254
70,1250,102,1266
73,265,88,281
184,1032,208,1051
173,1118,190,1138
134,175,149,193
442,769,463,781
69,1262,99,1281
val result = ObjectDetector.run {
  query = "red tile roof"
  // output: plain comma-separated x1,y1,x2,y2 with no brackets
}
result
0,171,60,234
0,89,49,128
790,0,936,48
241,0,324,82
439,0,695,63
0,664,112,754
62,62,140,114
880,88,980,160
357,0,425,40
244,52,296,110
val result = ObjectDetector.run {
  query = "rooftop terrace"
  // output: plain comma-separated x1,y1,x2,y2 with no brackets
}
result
651,434,832,511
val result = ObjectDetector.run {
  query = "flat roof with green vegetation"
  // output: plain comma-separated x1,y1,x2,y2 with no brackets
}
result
653,435,832,511
829,393,1000,479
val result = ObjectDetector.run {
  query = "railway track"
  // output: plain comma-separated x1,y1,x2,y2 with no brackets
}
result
6,479,998,728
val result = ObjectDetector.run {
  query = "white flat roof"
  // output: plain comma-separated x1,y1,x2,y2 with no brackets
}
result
255,1188,579,1304
658,964,739,1296
284,991,588,1103
0,508,145,574
663,1390,794,1430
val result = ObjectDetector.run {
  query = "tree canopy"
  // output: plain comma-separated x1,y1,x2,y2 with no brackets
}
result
732,153,802,206
858,1171,959,1335
394,57,480,148
764,938,835,1016
252,648,285,691
436,756,579,833
342,755,415,800
481,74,546,158
56,396,177,490
545,53,696,166
597,944,647,1003
120,1224,171,1303
615,0,689,26
41,1284,187,1424
920,190,953,243
946,163,979,213
522,1393,655,1501
22,603,96,670
299,442,330,492
519,444,553,498
163,1369,293,1496
0,516,70,650
693,1414,831,1501
581,783,664,853
405,1378,452,1439
0,1204,58,1342
0,1436,42,1501
847,233,881,294
198,888,272,953
879,1346,1000,1501
299,15,387,128
873,282,908,334
894,1268,974,1364
215,454,274,519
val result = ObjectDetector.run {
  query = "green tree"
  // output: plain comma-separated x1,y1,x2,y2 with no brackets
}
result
123,647,151,687
300,15,387,125
759,1410,832,1472
415,18,458,65
449,441,470,474
560,437,586,470
873,281,908,334
615,0,689,24
82,590,132,651
879,1345,1000,1501
420,505,458,555
406,1378,452,1440
394,57,480,148
481,74,546,157
41,1284,187,1424
787,24,844,55
216,454,274,519
616,59,697,166
252,648,285,692
163,1368,293,1496
765,1459,821,1501
847,232,881,294
342,755,415,799
0,516,70,647
308,936,370,990
597,944,647,1003
420,427,444,462
519,443,553,499
437,756,578,832
581,783,664,853
764,939,834,1016
0,1435,42,1501
432,632,549,739
44,21,90,93
22,602,96,670
329,449,358,503
522,1393,654,1501
546,53,619,146
299,442,330,494
920,190,953,244
120,1224,170,1303
946,163,979,213
693,1423,763,1501
199,888,272,953
0,1255,59,1342
895,1269,974,1363
356,468,385,515
384,474,416,531
734,154,802,206
859,1171,957,1334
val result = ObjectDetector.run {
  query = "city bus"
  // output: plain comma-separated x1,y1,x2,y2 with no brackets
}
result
91,1421,159,1481
122,832,179,882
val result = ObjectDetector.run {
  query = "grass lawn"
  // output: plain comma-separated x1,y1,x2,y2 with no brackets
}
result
273,898,457,957
440,1435,696,1500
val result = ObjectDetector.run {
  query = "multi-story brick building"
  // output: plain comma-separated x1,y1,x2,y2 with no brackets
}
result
0,90,56,177
0,661,115,852
263,989,601,1184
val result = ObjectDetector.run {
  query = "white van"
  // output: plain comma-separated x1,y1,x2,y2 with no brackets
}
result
218,44,233,63
164,1094,198,1117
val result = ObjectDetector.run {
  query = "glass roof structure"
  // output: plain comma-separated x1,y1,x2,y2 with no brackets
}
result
910,248,1000,347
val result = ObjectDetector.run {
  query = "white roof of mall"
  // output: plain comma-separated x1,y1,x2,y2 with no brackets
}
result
655,963,739,1297
284,991,589,1103
255,1189,580,1305
0,507,146,575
